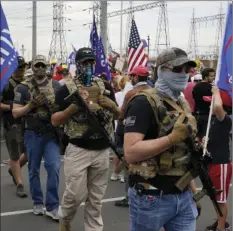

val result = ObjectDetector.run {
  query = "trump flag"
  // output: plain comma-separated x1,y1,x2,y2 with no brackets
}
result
0,3,18,93
217,3,232,97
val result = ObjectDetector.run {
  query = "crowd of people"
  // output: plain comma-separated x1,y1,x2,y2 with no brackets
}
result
0,46,232,231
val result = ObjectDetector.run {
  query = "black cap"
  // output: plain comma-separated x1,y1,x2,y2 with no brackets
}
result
17,56,26,67
75,47,95,63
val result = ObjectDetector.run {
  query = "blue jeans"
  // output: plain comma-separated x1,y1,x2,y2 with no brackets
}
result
24,130,61,211
128,187,198,231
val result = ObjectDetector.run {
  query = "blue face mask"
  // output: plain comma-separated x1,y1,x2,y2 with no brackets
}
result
77,63,95,86
155,67,189,101
86,66,92,87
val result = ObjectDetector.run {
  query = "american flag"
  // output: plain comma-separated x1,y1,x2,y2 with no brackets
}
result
108,45,119,68
0,3,18,93
127,18,148,72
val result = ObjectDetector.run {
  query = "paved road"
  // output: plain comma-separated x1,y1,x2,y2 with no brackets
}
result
1,139,232,231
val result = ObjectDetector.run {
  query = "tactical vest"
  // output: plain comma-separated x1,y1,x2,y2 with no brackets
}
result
127,88,197,179
64,78,114,140
21,78,55,119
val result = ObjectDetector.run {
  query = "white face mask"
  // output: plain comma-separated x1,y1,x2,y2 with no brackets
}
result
155,66,189,101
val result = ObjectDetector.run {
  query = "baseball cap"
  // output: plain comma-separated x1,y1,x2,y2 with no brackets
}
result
17,56,26,67
203,90,232,107
32,55,47,66
75,47,95,63
128,65,149,77
156,47,197,68
193,74,202,81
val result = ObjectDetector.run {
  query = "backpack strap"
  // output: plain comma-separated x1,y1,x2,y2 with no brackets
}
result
9,78,17,89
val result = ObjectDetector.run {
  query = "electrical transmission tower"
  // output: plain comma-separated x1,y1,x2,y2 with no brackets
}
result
213,3,224,56
48,1,67,64
188,9,198,59
154,1,170,57
188,9,225,59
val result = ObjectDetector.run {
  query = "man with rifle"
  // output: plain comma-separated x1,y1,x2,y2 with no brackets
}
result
123,47,222,231
12,55,61,220
51,47,120,231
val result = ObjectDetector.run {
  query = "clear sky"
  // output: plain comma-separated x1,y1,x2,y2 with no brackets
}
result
2,1,226,61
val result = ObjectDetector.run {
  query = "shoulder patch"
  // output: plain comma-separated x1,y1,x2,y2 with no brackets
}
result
14,92,22,102
125,116,136,127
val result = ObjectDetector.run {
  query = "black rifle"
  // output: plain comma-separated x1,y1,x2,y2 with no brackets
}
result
175,137,223,217
159,113,223,217
64,90,124,161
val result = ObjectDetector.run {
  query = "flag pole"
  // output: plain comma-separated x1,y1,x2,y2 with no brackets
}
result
203,3,229,155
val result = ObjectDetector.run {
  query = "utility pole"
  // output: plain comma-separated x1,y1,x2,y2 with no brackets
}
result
100,1,108,54
124,0,133,56
147,35,150,57
120,0,123,57
32,0,37,58
20,45,26,57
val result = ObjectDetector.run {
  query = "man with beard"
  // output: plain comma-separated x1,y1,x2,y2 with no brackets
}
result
0,56,28,197
123,48,198,231
51,47,120,231
12,55,61,220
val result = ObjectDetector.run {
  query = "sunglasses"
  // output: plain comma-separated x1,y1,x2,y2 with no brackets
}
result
172,64,191,74
34,63,46,68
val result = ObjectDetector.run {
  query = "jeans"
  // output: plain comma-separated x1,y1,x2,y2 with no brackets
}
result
24,130,61,211
128,187,198,231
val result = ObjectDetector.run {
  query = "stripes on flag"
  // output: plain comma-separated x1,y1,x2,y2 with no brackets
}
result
0,3,18,92
127,18,148,72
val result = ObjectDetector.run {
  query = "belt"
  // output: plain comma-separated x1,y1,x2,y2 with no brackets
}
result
134,182,185,196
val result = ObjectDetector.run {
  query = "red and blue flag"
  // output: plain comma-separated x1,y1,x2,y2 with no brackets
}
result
0,3,18,93
217,3,232,97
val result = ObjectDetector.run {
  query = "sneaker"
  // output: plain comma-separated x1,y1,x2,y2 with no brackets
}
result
46,208,59,221
59,217,71,231
114,197,129,207
120,174,125,183
110,172,119,181
206,221,231,231
16,184,27,198
8,168,16,185
33,204,44,215
2,159,9,165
